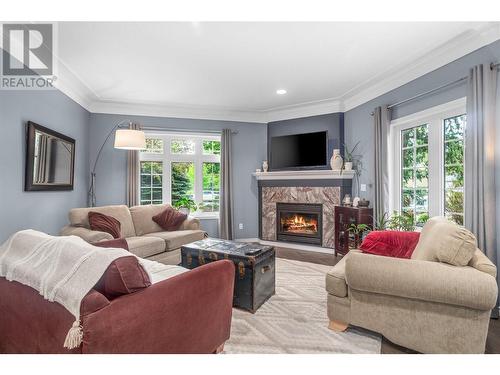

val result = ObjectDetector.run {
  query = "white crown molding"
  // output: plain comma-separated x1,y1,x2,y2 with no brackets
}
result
263,98,343,123
89,100,269,123
341,22,500,112
52,22,500,122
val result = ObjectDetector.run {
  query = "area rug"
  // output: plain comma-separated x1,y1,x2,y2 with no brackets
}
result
224,258,381,354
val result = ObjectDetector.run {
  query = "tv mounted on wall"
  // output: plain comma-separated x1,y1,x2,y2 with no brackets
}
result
270,131,328,170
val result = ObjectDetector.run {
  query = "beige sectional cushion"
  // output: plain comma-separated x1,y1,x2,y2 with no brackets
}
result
326,255,348,298
468,249,497,278
411,216,477,266
130,204,174,236
69,205,136,238
125,236,166,258
144,230,205,251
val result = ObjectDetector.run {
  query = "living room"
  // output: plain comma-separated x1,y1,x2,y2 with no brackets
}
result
1,1,500,372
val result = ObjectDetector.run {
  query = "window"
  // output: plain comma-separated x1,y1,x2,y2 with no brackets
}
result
390,98,466,226
139,132,221,217
443,114,465,225
401,124,429,225
140,161,163,205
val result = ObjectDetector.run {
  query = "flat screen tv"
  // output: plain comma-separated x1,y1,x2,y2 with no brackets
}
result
270,131,328,170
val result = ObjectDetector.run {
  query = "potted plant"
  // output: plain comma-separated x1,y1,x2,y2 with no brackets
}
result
347,223,370,249
173,197,198,215
343,141,360,171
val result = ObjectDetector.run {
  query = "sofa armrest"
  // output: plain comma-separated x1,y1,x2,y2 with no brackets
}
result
345,252,498,311
81,260,235,354
180,216,201,230
60,225,113,243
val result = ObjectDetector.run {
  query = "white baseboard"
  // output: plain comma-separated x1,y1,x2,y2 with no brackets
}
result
235,238,335,255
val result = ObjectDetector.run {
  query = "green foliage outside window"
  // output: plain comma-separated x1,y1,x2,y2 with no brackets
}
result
171,162,194,205
171,139,195,154
201,162,220,212
140,161,163,205
401,124,429,225
203,140,221,155
443,114,465,225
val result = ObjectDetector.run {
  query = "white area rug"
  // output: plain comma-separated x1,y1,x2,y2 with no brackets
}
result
224,258,381,354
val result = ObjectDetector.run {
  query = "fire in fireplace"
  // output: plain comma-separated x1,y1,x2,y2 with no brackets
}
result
280,213,318,234
276,203,323,246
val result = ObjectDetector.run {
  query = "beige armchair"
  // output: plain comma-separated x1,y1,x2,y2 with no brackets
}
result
326,217,498,353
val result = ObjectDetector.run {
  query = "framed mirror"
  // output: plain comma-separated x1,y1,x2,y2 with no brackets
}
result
25,121,75,191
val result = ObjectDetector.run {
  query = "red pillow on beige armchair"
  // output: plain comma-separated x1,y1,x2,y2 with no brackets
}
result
360,230,420,259
152,206,187,231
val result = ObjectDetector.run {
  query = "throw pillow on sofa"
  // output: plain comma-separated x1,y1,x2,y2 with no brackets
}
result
152,206,187,231
93,256,151,299
88,211,121,239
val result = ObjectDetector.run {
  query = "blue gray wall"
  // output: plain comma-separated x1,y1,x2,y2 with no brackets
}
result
267,112,344,170
88,113,267,238
345,39,500,202
0,90,90,242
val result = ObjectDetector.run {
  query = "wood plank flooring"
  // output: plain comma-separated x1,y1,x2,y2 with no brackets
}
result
275,247,500,354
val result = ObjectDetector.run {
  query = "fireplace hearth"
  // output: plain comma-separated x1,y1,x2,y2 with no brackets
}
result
276,203,323,246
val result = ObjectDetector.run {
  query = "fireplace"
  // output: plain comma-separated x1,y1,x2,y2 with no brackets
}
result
276,203,323,246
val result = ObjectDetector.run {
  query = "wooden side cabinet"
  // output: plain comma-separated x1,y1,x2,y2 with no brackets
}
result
334,206,373,256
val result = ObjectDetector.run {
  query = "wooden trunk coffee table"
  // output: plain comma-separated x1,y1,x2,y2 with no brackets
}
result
181,239,275,313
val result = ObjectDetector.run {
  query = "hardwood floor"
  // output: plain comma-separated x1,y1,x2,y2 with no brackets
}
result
275,247,500,354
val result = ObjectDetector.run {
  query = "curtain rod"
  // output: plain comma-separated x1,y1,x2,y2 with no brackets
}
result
141,126,238,135
370,60,500,116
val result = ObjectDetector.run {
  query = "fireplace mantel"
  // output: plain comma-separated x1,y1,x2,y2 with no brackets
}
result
253,170,355,181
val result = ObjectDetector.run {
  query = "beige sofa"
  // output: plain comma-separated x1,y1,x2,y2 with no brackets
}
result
326,217,498,354
60,204,206,265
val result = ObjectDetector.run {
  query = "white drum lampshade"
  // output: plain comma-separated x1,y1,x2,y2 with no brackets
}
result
114,129,146,150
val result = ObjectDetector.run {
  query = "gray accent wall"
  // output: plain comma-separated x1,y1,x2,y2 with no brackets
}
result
267,112,344,170
88,113,267,239
345,39,500,203
0,90,90,242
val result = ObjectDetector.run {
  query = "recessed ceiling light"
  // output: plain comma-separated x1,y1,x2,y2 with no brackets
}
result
276,89,287,95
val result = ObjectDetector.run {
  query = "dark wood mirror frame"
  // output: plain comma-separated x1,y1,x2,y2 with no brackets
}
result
25,121,76,191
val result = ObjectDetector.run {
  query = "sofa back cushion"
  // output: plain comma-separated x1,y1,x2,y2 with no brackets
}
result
69,205,136,238
130,204,178,236
411,216,477,266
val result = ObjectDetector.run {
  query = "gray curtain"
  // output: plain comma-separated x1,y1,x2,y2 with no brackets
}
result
465,64,498,266
219,129,233,240
126,123,140,207
373,105,392,222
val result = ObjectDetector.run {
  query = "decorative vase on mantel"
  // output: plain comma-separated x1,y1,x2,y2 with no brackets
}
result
330,149,343,171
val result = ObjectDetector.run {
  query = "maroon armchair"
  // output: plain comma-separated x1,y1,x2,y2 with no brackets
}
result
0,260,235,354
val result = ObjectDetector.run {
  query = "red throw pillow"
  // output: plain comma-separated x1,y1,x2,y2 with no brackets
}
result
93,256,151,299
360,230,420,259
88,211,121,239
152,206,187,231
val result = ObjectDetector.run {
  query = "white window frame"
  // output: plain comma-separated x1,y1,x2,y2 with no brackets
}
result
389,97,466,220
139,132,221,219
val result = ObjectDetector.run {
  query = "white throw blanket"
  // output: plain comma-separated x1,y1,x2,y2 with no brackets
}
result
0,230,137,349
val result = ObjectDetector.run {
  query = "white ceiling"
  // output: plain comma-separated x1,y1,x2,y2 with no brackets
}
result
55,22,500,122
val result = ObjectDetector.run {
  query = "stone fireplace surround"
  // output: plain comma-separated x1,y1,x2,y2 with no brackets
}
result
258,179,352,249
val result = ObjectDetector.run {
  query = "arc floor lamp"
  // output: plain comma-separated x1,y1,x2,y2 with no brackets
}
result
88,120,146,207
